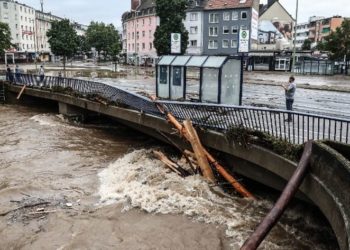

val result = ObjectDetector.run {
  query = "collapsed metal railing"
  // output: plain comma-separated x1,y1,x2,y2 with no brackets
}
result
7,73,350,145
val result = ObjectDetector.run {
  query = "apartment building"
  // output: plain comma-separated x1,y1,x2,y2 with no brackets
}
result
122,0,158,65
0,0,36,57
185,0,205,55
202,0,259,55
1,0,87,61
295,22,309,49
35,11,62,60
308,16,344,46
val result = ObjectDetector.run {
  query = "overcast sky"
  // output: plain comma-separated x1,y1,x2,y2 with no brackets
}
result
19,0,350,27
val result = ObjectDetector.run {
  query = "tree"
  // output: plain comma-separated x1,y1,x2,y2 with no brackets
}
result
320,19,350,61
154,0,189,56
77,35,90,54
0,22,12,57
85,22,121,60
301,39,312,51
47,19,78,72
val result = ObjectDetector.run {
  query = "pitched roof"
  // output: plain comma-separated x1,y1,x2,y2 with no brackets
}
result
260,1,294,21
204,0,254,10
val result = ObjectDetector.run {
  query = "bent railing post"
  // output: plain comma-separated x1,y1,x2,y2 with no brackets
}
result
240,141,313,250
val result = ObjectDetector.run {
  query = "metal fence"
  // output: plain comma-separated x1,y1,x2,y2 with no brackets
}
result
158,101,350,145
6,73,350,145
12,73,160,116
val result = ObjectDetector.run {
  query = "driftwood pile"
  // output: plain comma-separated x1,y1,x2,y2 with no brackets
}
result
151,97,255,199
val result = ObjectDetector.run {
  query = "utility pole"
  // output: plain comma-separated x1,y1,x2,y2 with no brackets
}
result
292,0,299,73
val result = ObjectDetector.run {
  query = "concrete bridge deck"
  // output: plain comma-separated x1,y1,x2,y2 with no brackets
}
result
2,77,350,250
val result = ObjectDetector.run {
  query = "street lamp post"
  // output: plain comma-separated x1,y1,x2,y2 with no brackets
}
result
292,0,299,73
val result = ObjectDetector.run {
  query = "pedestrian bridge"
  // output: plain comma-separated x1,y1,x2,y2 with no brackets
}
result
2,74,350,250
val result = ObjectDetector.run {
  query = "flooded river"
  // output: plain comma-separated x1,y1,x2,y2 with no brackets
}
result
0,104,338,249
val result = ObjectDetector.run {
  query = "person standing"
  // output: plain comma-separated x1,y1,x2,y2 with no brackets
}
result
38,65,45,85
6,64,14,82
281,76,296,122
15,65,21,83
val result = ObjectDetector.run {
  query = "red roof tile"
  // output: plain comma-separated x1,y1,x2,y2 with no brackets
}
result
204,0,254,10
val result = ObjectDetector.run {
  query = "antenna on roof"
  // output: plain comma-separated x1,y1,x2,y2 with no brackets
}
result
40,0,44,12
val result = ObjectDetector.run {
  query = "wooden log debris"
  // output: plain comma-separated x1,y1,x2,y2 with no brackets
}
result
16,85,26,100
153,151,190,177
150,96,255,199
240,141,313,250
183,120,216,183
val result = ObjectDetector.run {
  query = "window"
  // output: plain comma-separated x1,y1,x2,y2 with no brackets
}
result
142,31,145,37
232,11,238,20
209,27,218,36
3,2,8,9
223,26,229,34
231,40,238,48
149,30,152,38
190,26,198,34
142,43,145,50
208,40,218,49
149,43,153,50
149,17,152,25
190,13,198,21
209,13,219,23
222,39,229,48
232,25,238,34
241,11,247,20
190,40,198,47
223,12,230,21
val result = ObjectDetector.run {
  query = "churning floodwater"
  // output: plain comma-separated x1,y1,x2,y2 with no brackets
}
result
0,104,338,249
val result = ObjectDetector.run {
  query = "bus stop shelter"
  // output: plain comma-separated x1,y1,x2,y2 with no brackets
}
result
156,55,243,105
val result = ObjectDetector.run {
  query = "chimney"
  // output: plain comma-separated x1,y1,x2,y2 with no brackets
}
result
131,0,140,10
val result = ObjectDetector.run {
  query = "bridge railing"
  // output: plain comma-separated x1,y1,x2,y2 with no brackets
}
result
12,73,161,116
6,73,350,145
157,101,350,145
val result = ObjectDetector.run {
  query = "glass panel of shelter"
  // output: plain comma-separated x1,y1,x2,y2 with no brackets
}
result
156,55,242,105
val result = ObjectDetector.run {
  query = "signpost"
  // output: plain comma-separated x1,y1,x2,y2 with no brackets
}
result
171,33,181,54
238,29,250,53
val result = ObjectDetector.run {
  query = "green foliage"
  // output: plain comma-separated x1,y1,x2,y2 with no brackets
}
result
301,39,312,51
47,19,79,69
154,0,189,55
320,19,350,60
85,22,121,59
0,22,12,56
77,35,90,54
226,125,304,162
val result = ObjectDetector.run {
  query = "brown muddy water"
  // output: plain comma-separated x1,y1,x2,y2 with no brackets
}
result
0,104,338,250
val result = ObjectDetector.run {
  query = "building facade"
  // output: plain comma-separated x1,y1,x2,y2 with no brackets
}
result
35,11,62,61
122,0,158,65
257,0,294,51
0,0,36,57
308,16,344,46
0,0,87,61
202,0,259,56
185,0,205,55
295,22,309,49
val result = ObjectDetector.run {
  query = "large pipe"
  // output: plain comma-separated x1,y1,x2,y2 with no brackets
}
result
241,140,313,250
